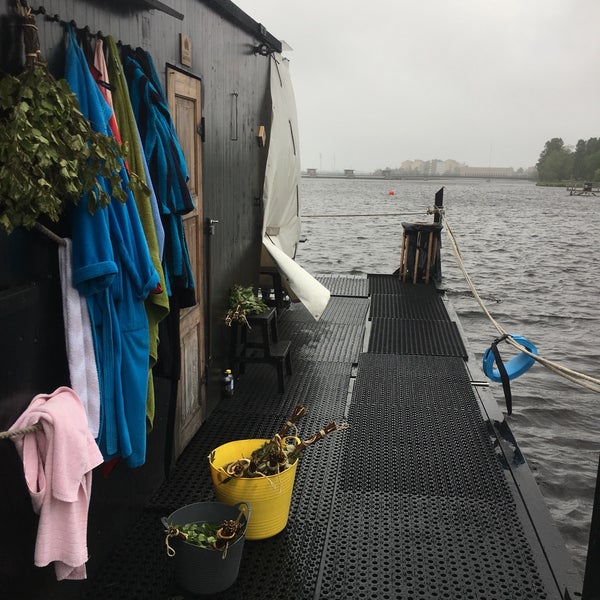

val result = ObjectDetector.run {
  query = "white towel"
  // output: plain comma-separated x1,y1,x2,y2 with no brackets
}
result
58,239,101,438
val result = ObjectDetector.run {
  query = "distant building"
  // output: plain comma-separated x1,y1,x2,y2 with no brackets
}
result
398,160,524,178
442,159,461,175
412,159,425,174
458,166,515,178
306,162,534,179
400,160,413,173
429,159,441,175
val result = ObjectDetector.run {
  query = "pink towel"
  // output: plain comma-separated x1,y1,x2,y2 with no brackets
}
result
10,387,104,580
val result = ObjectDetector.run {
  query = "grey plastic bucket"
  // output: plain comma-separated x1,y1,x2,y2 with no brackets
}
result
162,501,250,595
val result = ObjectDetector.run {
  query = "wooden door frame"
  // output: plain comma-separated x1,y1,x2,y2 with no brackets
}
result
165,65,208,458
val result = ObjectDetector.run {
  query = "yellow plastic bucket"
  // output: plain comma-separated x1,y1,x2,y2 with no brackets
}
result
209,439,298,540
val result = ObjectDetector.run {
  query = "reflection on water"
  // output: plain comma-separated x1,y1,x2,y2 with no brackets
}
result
296,177,600,583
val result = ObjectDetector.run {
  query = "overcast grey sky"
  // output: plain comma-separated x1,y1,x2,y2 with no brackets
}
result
233,0,600,173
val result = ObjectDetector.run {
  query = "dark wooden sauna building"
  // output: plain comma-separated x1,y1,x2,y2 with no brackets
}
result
0,1,285,595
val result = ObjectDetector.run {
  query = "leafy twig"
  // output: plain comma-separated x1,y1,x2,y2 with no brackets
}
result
224,285,269,328
0,9,128,234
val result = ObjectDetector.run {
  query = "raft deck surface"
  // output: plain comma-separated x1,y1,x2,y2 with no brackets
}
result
84,275,577,600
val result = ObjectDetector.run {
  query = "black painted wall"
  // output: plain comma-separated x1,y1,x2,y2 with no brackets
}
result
0,0,279,594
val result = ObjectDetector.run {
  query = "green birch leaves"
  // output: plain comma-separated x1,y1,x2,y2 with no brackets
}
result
0,64,127,233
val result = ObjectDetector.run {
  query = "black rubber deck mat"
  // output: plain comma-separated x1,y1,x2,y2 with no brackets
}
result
329,353,552,598
369,274,445,296
367,273,410,294
281,296,369,325
370,291,451,321
368,317,467,357
343,354,510,502
318,296,369,324
146,406,286,512
147,359,352,512
213,359,352,422
78,271,568,600
316,274,369,297
81,509,174,600
278,301,319,323
317,492,552,600
278,320,365,363
99,425,347,599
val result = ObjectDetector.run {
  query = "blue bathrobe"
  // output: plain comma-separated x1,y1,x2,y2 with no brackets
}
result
64,26,159,467
122,46,196,308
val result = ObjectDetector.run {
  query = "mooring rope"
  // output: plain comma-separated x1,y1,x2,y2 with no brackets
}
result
441,214,600,394
302,210,432,218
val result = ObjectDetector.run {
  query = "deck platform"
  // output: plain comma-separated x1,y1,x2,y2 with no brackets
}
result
80,275,579,600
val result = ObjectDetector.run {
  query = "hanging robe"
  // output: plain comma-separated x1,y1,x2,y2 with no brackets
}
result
100,36,171,430
121,46,196,308
64,26,159,467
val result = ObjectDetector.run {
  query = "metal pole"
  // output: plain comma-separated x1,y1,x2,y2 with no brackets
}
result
582,454,600,599
433,188,444,283
434,187,444,224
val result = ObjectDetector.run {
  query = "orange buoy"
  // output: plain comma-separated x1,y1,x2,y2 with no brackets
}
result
388,190,395,196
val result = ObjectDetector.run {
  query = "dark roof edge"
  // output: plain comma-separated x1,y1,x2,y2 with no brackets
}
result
201,0,283,53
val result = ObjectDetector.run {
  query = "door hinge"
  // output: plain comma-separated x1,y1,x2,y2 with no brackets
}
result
197,117,205,142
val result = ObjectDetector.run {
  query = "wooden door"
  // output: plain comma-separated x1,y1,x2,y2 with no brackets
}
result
167,68,206,458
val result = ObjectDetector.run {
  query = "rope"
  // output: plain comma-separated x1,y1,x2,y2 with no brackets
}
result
34,222,67,246
0,422,42,439
442,215,600,394
302,211,432,218
164,527,182,557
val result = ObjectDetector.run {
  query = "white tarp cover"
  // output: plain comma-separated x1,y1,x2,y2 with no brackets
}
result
261,54,330,320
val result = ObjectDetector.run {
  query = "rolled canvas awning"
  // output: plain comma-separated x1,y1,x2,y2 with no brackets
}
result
261,53,330,320
262,234,330,321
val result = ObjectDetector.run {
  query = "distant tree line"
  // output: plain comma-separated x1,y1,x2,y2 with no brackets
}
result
536,137,600,182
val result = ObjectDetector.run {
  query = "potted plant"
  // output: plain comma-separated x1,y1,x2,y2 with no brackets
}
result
224,284,269,329
162,501,250,595
208,405,349,540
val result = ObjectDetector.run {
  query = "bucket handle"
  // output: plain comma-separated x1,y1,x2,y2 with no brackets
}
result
234,501,251,534
162,520,184,557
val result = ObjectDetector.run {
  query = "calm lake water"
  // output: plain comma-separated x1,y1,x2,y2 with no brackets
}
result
295,176,600,586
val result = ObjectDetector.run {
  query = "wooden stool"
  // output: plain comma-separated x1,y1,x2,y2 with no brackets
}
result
399,222,442,284
230,307,292,392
